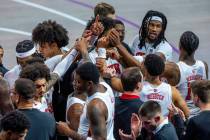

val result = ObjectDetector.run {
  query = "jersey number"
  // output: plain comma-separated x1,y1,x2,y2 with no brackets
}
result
186,82,191,100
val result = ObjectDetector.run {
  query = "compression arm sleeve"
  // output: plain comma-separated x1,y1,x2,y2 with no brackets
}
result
53,49,78,78
45,55,63,72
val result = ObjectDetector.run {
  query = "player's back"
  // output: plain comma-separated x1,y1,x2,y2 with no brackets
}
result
140,81,172,117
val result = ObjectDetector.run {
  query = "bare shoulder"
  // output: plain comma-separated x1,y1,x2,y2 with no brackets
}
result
87,98,108,119
68,103,84,113
87,98,106,111
161,61,180,86
202,60,208,79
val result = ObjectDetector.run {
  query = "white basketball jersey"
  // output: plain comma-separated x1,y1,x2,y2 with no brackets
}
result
78,82,115,140
66,96,85,140
130,35,172,61
33,97,49,112
140,81,172,117
66,96,86,124
177,60,206,101
4,65,21,90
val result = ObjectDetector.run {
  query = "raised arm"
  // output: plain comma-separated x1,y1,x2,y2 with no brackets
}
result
109,29,141,68
53,48,78,78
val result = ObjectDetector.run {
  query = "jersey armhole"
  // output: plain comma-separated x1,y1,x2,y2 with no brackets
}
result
176,63,183,87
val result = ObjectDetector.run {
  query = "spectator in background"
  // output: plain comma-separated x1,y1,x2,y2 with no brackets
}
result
0,45,9,77
0,110,30,140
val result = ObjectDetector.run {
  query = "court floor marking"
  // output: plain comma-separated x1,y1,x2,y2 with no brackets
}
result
4,0,179,54
0,27,31,36
0,0,87,37
67,0,140,28
67,0,179,54
12,0,87,25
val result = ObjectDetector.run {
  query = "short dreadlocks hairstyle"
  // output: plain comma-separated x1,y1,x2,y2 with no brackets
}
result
32,20,69,48
179,31,199,56
139,10,167,49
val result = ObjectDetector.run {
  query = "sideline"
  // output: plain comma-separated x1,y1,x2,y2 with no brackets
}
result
0,27,31,36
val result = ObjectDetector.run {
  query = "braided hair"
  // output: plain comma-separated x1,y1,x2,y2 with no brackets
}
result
139,10,167,49
179,31,199,56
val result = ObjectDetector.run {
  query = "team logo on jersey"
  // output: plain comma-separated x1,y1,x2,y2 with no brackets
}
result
108,63,121,74
187,68,203,82
147,93,164,100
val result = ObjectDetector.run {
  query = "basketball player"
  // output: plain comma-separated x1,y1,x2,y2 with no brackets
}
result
161,31,208,117
57,62,115,140
130,10,172,61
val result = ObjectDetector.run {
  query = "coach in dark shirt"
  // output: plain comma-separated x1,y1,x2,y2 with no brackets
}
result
114,67,143,140
182,80,210,140
184,111,210,140
119,101,178,140
14,78,56,140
